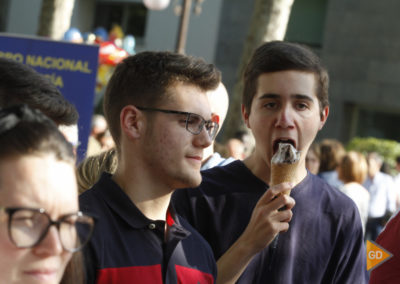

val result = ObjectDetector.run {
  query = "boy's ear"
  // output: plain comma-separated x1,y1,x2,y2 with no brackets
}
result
120,105,143,140
319,106,329,130
242,104,251,129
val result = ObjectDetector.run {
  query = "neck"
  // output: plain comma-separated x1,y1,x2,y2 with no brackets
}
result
112,158,172,221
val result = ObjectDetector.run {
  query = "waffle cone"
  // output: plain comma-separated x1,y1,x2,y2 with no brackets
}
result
270,162,299,195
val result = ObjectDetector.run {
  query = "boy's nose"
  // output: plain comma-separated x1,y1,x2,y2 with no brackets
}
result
275,107,295,129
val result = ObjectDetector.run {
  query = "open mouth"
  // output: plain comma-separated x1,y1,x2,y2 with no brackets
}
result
273,139,296,154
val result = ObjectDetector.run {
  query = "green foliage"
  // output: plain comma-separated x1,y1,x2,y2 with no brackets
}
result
346,137,400,174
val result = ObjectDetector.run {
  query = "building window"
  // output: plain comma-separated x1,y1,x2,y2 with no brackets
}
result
285,0,328,47
94,2,147,38
356,107,400,141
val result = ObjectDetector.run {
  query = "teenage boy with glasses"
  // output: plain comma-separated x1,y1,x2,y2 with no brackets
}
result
79,51,221,283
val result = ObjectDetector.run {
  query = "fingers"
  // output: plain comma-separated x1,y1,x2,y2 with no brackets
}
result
269,194,295,212
257,185,295,232
239,185,295,254
278,222,290,233
257,182,293,205
268,182,294,197
256,182,295,210
271,206,293,223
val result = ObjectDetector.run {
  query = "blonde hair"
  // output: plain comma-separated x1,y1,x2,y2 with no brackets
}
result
338,151,368,184
76,148,117,194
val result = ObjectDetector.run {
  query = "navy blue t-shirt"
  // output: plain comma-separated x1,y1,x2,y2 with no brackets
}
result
172,160,368,283
80,173,216,284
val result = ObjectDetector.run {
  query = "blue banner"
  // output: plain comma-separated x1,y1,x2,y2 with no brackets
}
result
0,33,99,162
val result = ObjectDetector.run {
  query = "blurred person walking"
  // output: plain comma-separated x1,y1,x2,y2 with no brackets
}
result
393,156,400,209
318,138,345,189
225,138,246,160
305,142,320,175
364,152,397,241
86,114,108,157
337,151,370,234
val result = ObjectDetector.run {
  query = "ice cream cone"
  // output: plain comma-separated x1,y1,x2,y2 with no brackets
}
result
270,162,299,195
270,143,301,195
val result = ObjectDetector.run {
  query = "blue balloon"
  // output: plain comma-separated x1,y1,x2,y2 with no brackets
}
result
123,35,136,55
93,27,109,42
63,27,82,42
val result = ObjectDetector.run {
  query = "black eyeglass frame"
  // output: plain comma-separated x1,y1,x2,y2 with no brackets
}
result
136,106,219,140
1,206,96,253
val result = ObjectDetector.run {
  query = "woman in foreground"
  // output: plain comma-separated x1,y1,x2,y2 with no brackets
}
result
0,105,95,284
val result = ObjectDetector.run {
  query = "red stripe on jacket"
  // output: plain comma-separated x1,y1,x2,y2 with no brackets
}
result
96,265,162,284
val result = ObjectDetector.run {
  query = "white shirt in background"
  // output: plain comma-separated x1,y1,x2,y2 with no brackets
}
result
339,182,370,233
364,171,397,218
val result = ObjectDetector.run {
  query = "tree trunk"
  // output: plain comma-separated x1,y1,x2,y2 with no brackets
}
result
37,0,76,40
0,0,10,32
222,0,295,142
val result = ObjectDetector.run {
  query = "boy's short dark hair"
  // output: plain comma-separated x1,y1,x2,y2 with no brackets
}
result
243,41,329,117
103,51,221,148
0,58,78,126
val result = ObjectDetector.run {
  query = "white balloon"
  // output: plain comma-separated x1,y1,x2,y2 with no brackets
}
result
143,0,170,10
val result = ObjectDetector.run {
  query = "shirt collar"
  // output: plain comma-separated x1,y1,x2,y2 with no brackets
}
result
93,172,190,237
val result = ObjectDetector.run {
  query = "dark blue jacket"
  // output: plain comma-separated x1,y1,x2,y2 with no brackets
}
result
172,161,368,283
80,173,216,284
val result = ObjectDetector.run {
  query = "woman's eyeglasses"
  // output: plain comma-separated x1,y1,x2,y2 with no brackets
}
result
1,207,95,253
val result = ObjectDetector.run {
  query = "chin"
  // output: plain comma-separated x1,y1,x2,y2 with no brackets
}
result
188,176,202,188
174,172,202,189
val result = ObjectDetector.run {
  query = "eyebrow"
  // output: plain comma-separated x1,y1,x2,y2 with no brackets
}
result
258,93,314,102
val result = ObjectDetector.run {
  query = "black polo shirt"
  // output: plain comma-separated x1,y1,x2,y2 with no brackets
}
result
80,173,216,284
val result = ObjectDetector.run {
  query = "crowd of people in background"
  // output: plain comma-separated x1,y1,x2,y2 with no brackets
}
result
304,140,400,284
305,139,400,241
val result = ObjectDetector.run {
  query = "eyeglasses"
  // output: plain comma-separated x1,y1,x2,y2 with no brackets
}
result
137,107,220,140
1,207,95,253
